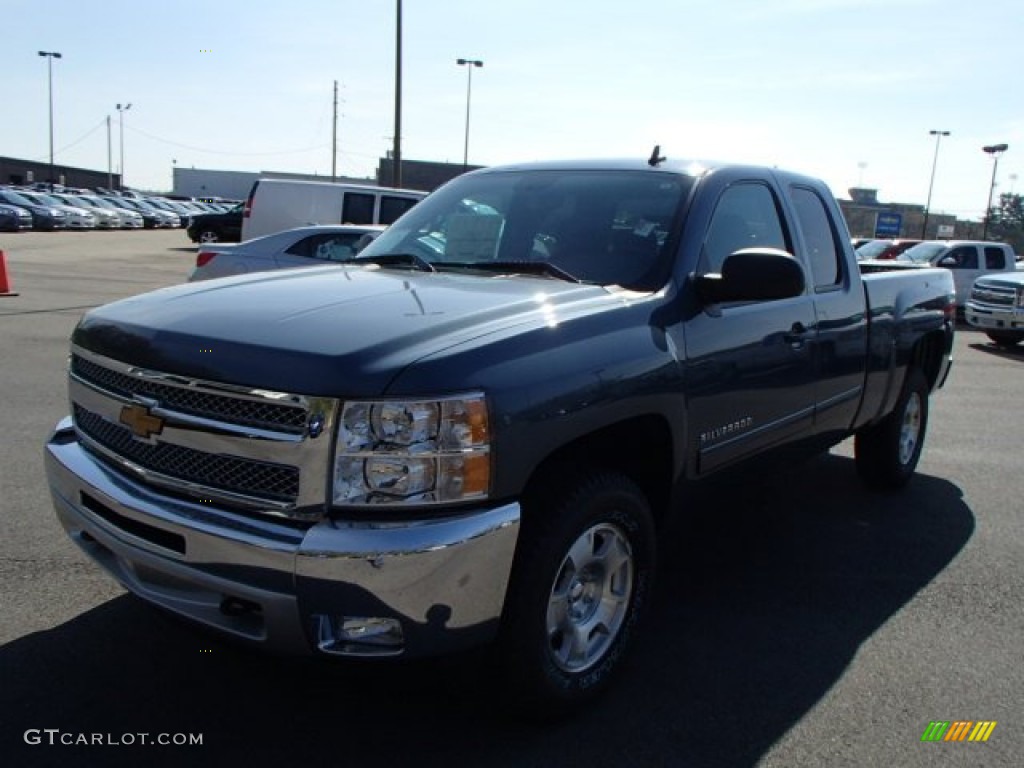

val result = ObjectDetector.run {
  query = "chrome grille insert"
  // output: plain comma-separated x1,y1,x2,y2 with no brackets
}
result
67,346,337,519
74,404,300,500
970,284,1016,308
71,353,308,433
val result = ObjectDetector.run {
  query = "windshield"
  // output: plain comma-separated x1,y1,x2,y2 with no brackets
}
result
0,191,35,206
855,240,893,259
898,242,949,263
359,170,691,289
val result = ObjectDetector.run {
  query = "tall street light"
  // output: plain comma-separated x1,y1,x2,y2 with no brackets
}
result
38,51,62,190
116,103,132,190
981,143,1009,241
456,58,483,170
392,0,402,188
921,129,949,239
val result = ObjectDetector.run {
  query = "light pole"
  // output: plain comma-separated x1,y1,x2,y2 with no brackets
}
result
38,51,62,190
981,143,1009,241
456,58,483,170
921,129,949,239
392,0,402,188
116,103,132,190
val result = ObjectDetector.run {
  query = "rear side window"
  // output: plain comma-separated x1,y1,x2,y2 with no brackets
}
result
790,186,842,288
286,233,365,261
342,193,375,224
379,195,419,225
984,246,1007,269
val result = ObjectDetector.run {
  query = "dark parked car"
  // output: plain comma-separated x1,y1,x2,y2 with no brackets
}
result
0,189,68,230
0,202,33,232
186,202,243,243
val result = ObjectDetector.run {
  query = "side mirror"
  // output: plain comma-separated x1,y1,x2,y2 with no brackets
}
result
695,248,806,304
937,256,957,267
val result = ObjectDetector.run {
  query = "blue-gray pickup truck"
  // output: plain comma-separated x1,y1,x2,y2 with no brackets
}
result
45,154,955,715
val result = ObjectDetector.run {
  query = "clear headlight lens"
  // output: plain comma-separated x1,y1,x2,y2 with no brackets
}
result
333,394,490,507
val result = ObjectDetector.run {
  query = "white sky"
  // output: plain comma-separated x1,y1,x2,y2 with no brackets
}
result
4,0,1021,219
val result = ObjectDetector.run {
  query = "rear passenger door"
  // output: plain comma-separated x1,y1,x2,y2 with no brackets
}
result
788,184,869,436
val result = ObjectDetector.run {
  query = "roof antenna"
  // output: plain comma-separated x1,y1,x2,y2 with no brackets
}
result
648,145,666,167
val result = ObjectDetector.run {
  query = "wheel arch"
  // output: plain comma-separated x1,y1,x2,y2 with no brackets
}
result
520,414,676,528
910,329,948,392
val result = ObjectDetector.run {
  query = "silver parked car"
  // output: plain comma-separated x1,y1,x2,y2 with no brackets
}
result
16,191,97,229
50,194,121,229
188,224,385,282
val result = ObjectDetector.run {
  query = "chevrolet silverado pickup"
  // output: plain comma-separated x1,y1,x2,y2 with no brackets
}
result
45,155,955,714
966,270,1024,346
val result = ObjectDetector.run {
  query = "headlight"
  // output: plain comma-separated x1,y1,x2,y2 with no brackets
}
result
333,393,490,507
1017,288,1024,308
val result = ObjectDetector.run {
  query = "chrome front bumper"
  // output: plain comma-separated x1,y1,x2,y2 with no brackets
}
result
45,417,521,657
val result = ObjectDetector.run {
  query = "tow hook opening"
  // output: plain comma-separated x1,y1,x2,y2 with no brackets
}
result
220,596,262,617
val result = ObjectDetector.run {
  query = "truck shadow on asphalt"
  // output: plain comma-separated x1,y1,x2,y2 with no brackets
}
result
1,454,972,768
968,341,1024,359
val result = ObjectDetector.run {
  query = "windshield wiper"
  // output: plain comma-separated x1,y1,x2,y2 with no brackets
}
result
439,260,581,283
349,252,436,272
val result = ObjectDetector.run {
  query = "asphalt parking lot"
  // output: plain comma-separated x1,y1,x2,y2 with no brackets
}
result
1,230,1021,767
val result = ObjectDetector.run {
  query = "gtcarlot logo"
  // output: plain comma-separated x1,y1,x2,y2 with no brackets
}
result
24,729,203,747
921,721,997,743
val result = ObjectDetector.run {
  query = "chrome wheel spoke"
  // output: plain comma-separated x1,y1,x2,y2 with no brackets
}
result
544,521,634,674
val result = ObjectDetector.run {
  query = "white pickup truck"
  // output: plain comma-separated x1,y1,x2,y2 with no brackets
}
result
891,240,1018,307
966,271,1024,346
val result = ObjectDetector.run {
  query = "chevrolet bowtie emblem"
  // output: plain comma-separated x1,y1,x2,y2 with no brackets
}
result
119,403,165,440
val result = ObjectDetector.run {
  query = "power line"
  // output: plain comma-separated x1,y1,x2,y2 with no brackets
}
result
126,124,331,157
25,117,107,162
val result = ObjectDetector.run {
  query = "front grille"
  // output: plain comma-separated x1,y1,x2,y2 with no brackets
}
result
970,284,1016,308
74,404,300,501
71,354,307,434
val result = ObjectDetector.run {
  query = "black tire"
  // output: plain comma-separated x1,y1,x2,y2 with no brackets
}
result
855,368,929,490
986,330,1024,348
498,470,656,718
197,229,220,243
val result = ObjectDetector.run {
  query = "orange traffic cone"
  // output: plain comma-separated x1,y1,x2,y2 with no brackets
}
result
0,250,17,297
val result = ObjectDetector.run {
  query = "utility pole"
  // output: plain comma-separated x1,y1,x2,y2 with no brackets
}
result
106,115,113,190
392,0,403,188
332,80,338,183
38,51,62,190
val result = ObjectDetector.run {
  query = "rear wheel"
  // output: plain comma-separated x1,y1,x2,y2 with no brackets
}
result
499,470,655,718
197,229,220,243
855,368,929,490
986,330,1024,348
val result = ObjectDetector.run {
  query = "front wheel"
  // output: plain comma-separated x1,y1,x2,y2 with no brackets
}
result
855,368,929,490
498,471,655,718
986,330,1024,348
197,229,220,243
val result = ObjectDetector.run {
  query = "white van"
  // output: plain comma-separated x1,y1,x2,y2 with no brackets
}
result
241,179,426,241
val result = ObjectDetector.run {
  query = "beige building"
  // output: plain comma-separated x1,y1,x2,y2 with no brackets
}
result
839,187,981,240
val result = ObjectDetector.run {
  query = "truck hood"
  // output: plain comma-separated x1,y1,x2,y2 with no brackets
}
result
73,265,621,396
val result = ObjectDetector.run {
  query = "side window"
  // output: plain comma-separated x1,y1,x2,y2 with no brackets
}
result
945,246,978,269
341,193,375,224
701,183,788,274
287,234,363,261
790,186,842,289
984,246,1007,269
379,195,419,225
